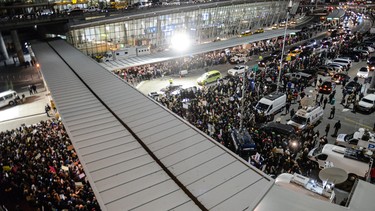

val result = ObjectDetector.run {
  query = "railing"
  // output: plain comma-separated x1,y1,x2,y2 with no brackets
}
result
0,0,288,30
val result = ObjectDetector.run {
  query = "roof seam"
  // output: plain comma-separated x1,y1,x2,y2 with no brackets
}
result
47,40,209,211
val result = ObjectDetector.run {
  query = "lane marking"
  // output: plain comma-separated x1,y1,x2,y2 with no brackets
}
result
344,117,372,130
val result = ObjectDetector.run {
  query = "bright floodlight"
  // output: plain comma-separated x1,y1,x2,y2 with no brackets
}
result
171,32,190,51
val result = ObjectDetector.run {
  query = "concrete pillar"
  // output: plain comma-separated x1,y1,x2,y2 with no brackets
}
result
0,32,9,60
11,30,25,64
156,19,161,47
369,70,375,91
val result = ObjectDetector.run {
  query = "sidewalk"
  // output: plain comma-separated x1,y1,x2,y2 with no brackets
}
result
0,90,50,132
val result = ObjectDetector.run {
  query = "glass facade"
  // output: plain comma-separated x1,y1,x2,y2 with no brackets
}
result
67,0,288,57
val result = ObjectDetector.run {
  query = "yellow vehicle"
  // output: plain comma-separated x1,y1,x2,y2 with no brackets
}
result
197,70,222,85
272,24,279,30
288,48,303,57
110,1,128,10
254,28,264,34
240,30,253,37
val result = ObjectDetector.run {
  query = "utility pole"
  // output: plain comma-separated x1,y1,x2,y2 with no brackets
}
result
276,0,294,93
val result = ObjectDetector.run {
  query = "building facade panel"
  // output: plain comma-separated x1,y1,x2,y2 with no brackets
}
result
67,0,287,57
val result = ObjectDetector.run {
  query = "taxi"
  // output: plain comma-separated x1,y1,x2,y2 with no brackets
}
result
240,30,252,37
254,28,264,34
288,47,303,57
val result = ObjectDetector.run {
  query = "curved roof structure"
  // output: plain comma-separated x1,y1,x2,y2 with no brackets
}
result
99,29,300,71
327,9,345,20
32,39,274,210
32,39,375,211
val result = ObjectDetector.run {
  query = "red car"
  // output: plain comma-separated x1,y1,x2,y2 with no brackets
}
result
332,73,350,84
319,81,334,94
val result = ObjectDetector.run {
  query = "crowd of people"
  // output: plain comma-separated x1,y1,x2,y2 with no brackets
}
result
0,120,100,210
114,23,330,86
151,26,369,179
156,71,322,177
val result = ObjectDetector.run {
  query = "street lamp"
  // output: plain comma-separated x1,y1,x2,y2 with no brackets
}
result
276,0,293,93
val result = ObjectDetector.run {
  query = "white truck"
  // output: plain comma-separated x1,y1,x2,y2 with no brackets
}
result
255,92,286,116
275,173,334,202
308,144,371,178
102,46,151,61
287,106,323,132
336,128,375,150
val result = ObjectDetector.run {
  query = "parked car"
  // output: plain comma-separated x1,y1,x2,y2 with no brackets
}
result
356,94,375,113
0,90,20,108
340,54,359,62
101,7,117,13
344,81,361,94
85,6,100,13
231,129,256,153
335,128,375,149
197,70,222,85
353,49,370,57
68,9,84,16
357,67,369,78
354,46,375,53
148,84,183,99
227,65,248,76
326,63,344,72
288,47,303,57
319,81,334,94
367,56,375,70
259,122,296,138
284,72,314,85
332,73,350,84
229,54,246,64
254,28,264,34
40,9,54,16
318,65,336,76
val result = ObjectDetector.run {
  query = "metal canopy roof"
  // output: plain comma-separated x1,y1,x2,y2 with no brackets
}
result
32,39,375,211
99,29,300,71
32,39,274,211
70,0,281,29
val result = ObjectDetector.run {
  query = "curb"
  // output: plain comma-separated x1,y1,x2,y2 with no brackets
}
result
136,81,145,89
0,112,46,124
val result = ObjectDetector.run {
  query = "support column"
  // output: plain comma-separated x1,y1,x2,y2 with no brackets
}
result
369,70,375,93
11,30,25,64
0,32,9,60
156,19,162,47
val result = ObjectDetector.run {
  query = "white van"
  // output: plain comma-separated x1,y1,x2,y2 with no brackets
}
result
287,106,323,131
255,92,286,116
0,90,19,108
102,46,150,61
308,144,370,178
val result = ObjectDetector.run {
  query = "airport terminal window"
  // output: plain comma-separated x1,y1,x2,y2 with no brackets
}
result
349,139,359,145
68,1,284,57
317,154,328,161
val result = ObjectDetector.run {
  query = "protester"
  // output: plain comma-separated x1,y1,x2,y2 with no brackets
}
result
0,120,100,210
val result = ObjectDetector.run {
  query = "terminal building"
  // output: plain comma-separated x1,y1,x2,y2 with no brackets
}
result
67,0,290,57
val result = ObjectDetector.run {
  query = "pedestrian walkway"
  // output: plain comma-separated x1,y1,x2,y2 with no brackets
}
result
0,90,50,132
